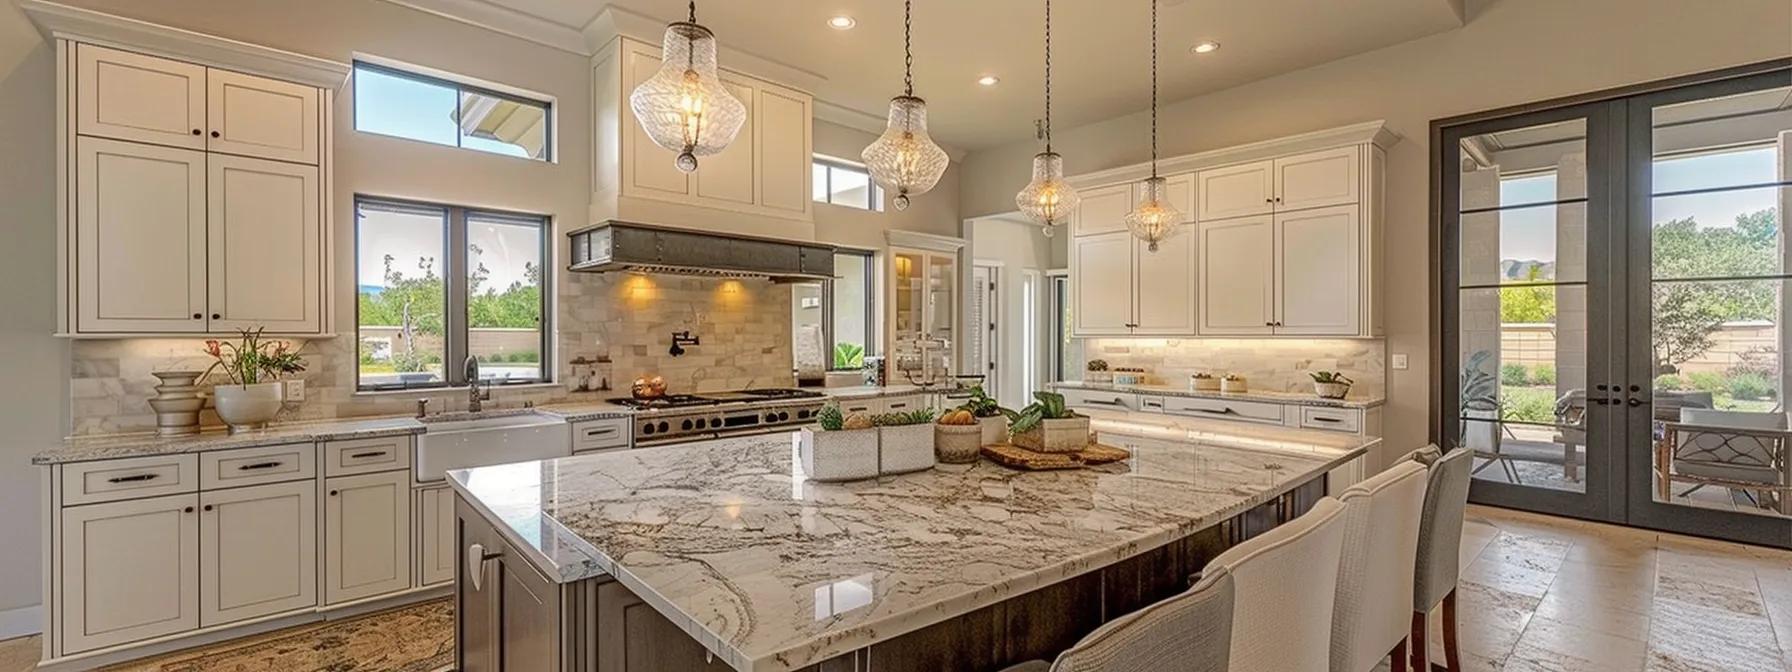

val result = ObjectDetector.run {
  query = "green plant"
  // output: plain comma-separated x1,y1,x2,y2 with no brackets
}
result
956,385,1009,418
816,405,845,431
1499,387,1555,424
873,408,937,427
1686,371,1727,393
1654,373,1686,391
833,342,865,369
1531,363,1556,386
203,328,306,386
1500,363,1530,387
1727,371,1775,401
1086,359,1109,372
1009,391,1076,435
1309,371,1354,385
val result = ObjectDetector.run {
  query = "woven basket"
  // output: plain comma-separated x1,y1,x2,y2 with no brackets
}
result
934,423,983,464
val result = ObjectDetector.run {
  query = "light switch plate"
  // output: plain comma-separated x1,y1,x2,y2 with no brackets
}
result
1391,353,1409,370
285,379,306,402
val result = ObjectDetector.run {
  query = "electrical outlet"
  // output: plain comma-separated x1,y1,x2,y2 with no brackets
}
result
1391,354,1409,371
285,379,306,402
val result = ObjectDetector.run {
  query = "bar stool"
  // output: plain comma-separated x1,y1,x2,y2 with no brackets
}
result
1001,567,1235,672
1410,446,1474,671
1328,460,1429,672
1202,497,1350,672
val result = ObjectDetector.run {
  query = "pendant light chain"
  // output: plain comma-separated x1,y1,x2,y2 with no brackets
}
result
1043,0,1053,152
1150,0,1158,178
904,0,914,97
687,1,695,22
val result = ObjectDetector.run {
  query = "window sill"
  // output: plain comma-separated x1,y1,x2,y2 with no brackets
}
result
353,381,561,398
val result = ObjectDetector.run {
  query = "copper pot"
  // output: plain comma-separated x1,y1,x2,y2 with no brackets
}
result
631,376,667,399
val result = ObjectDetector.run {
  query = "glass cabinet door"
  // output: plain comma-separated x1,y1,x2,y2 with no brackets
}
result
890,248,958,385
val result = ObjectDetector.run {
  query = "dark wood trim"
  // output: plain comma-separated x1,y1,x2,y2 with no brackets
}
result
1430,58,1791,129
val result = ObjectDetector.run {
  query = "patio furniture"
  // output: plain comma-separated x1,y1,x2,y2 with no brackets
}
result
1656,408,1792,515
1464,409,1522,484
1552,389,1586,482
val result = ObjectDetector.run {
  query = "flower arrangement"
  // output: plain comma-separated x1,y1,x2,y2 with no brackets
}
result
203,328,306,386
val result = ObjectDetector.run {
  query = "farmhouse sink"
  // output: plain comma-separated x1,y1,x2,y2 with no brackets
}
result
416,412,571,482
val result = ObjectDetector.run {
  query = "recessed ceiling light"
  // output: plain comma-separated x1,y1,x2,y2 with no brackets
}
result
827,15,856,30
1191,41,1220,54
977,75,1000,86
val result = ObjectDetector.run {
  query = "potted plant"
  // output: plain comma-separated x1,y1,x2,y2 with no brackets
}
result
956,385,1012,446
876,408,938,474
800,405,880,482
1009,391,1091,453
1084,359,1112,384
934,409,983,464
1310,371,1354,399
202,328,306,432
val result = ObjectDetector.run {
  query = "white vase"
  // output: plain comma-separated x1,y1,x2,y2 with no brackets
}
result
878,423,936,474
800,427,879,482
212,382,284,431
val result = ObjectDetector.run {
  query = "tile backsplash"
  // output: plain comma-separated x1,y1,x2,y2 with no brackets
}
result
1078,338,1385,396
70,273,794,435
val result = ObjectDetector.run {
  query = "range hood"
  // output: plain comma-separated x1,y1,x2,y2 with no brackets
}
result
567,221,836,282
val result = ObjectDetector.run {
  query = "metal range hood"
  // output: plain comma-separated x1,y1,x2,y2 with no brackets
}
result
566,221,836,282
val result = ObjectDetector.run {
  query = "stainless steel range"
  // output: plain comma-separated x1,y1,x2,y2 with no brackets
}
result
609,388,828,446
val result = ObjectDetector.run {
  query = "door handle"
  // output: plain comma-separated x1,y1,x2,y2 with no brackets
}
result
467,543,502,591
1627,397,1645,407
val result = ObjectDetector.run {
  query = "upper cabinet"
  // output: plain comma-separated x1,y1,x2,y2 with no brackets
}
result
58,42,338,337
1069,175,1197,337
592,37,814,241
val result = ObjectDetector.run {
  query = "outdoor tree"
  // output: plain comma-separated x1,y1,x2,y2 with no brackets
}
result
1499,266,1557,323
1649,208,1778,374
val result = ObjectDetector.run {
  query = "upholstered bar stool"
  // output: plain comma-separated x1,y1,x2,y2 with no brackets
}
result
1410,446,1473,672
1203,497,1350,672
1000,568,1235,672
1329,460,1429,672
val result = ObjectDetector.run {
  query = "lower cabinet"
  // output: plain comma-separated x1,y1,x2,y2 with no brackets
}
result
418,486,455,587
59,493,200,654
199,481,317,626
324,470,412,605
458,498,564,672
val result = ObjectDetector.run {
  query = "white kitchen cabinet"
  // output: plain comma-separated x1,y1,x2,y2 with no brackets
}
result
206,68,320,164
618,41,690,201
76,44,207,150
1276,205,1361,335
200,480,317,626
1196,160,1275,221
1132,225,1199,334
206,154,321,333
1071,184,1133,236
59,493,199,654
1198,216,1276,335
1272,146,1359,213
75,137,208,333
324,470,412,605
418,486,455,587
1071,232,1135,335
692,78,757,206
754,83,814,217
1069,175,1196,336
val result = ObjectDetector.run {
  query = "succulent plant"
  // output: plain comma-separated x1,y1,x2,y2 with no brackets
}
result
1309,371,1354,385
1086,359,1110,372
873,408,938,427
1008,391,1076,434
816,404,846,431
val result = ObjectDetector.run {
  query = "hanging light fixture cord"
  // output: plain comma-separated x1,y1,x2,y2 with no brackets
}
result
687,1,696,22
1150,0,1158,177
1043,0,1053,152
904,0,914,97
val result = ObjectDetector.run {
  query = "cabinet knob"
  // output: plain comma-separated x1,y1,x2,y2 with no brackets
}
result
193,313,203,320
211,313,221,320
191,129,201,136
328,489,339,496
203,504,214,512
183,506,194,513
210,130,221,138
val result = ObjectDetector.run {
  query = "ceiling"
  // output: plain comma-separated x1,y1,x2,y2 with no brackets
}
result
434,0,1472,150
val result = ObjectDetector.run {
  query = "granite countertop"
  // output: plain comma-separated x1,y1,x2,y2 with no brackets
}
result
818,384,929,400
447,424,1370,672
533,401,635,422
33,416,426,465
1052,380,1386,409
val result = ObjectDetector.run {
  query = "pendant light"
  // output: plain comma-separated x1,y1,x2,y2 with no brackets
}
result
862,0,949,211
1124,0,1181,252
628,1,747,173
1014,0,1080,237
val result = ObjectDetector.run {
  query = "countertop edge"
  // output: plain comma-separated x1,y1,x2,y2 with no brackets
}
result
32,421,426,465
1052,381,1387,408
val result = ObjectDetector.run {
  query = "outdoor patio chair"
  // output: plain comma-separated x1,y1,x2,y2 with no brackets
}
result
1657,408,1792,515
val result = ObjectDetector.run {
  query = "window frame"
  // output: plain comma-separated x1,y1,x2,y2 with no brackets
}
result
354,195,553,391
812,157,885,212
821,249,879,371
351,59,555,162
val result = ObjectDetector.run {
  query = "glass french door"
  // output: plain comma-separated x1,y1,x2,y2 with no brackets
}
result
1442,64,1792,548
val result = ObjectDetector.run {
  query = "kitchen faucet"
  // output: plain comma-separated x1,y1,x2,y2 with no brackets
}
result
464,355,490,412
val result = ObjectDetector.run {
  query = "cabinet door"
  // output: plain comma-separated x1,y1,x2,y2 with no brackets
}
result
598,581,728,672
1072,183,1133,236
1273,146,1360,212
693,77,756,206
1198,216,1275,335
324,471,412,605
206,68,320,164
620,42,690,200
497,547,560,670
754,82,813,217
75,137,208,333
207,154,321,333
1275,204,1361,335
60,493,199,654
1196,160,1275,221
1071,232,1135,336
418,487,455,586
76,44,206,150
1132,224,1198,335
200,480,317,627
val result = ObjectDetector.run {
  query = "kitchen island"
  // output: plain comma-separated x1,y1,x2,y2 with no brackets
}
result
448,422,1372,672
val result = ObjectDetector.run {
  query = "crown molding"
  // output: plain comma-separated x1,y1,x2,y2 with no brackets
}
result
378,0,588,55
887,229,966,252
1069,120,1403,188
21,0,351,89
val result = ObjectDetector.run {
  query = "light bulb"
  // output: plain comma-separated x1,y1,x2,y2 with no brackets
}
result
629,21,746,173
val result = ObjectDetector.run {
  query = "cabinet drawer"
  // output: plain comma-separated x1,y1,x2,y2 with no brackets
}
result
881,395,923,413
571,418,630,453
201,443,315,489
1160,396,1284,425
62,454,199,506
323,435,412,477
835,398,883,416
1059,388,1139,412
1299,407,1361,433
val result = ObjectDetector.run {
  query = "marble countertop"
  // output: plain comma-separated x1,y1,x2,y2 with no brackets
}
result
817,384,930,400
533,401,635,422
33,416,425,465
1052,380,1386,409
447,424,1370,672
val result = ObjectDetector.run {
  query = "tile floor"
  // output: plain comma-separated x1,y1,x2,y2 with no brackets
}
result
0,505,1786,672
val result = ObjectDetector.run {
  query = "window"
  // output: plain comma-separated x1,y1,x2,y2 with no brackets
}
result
793,251,877,374
355,197,549,390
353,61,552,161
812,158,884,211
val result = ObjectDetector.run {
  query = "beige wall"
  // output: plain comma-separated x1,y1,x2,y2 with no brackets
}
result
959,0,1792,463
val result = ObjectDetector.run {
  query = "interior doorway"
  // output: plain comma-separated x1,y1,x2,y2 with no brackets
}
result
971,263,1001,401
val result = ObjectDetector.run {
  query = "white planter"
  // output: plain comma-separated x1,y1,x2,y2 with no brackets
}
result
1220,377,1248,393
212,382,284,431
878,424,936,474
978,415,1010,447
1313,382,1351,399
800,427,879,482
1084,371,1113,384
1012,415,1092,453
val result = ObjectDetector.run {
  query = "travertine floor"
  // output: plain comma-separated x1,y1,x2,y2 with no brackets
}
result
0,505,1786,671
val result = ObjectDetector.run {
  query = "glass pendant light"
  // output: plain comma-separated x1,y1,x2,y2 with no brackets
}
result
862,0,949,211
1124,0,1181,252
628,1,747,173
1014,0,1079,237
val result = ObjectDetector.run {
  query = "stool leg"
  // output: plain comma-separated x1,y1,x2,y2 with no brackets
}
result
1443,589,1461,672
1392,639,1409,672
1411,611,1429,672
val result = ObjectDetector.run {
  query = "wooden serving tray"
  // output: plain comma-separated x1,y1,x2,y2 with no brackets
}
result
981,441,1133,471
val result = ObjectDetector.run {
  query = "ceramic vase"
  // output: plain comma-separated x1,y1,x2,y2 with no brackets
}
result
147,371,204,436
212,382,284,432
